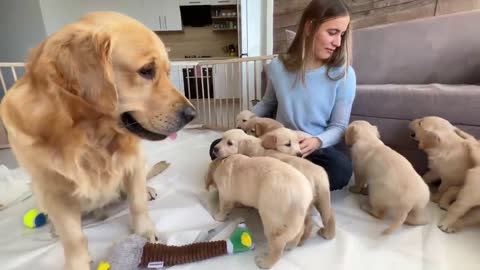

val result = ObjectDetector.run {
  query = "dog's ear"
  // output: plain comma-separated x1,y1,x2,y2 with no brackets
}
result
261,133,277,149
454,128,477,142
345,126,357,146
54,30,118,115
254,123,264,137
374,125,381,139
419,131,441,150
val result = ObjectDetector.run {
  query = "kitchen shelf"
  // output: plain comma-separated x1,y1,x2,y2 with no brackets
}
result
213,28,237,31
212,16,237,19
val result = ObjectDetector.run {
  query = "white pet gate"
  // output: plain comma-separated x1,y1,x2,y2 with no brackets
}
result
0,55,274,131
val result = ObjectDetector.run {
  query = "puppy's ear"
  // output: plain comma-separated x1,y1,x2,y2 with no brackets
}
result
345,126,357,146
374,125,381,139
254,123,264,137
261,134,277,149
54,30,117,115
419,131,441,150
454,128,477,142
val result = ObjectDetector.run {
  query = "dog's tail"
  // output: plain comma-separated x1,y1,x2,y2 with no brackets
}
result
312,170,335,239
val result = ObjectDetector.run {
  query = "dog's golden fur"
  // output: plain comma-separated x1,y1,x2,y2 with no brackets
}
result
0,12,194,270
347,121,430,235
409,116,473,204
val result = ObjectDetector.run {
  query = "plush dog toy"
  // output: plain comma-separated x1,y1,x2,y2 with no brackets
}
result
97,223,254,269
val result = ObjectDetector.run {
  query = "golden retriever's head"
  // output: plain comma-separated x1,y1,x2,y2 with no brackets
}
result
28,12,196,141
345,121,380,147
244,117,284,137
261,128,302,157
408,116,455,150
213,129,252,158
235,110,256,130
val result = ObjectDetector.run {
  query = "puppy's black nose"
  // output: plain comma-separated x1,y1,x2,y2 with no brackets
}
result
181,106,196,123
213,146,219,153
296,152,302,157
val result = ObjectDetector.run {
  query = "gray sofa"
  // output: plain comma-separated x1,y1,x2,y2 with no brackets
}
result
351,10,480,174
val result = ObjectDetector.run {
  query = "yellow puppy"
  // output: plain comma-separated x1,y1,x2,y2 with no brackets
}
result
438,139,480,233
346,121,430,235
409,116,473,203
244,117,284,137
235,110,256,130
206,154,313,269
214,128,335,240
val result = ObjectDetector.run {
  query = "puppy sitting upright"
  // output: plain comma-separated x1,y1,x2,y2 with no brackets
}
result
346,121,430,234
409,116,473,203
206,154,313,269
438,139,480,233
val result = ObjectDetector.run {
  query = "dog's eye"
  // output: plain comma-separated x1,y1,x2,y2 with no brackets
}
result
138,65,156,80
227,140,233,146
242,119,247,122
285,141,291,147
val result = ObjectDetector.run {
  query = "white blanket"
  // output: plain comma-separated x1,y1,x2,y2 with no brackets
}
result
0,129,478,270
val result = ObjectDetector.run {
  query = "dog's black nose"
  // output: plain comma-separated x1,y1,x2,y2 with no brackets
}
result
296,152,303,157
213,146,219,153
181,106,196,123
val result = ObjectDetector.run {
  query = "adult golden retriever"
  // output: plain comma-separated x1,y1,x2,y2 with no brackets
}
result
0,12,195,270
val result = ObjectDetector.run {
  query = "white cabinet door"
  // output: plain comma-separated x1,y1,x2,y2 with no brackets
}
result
158,0,182,31
180,0,210,6
210,0,237,5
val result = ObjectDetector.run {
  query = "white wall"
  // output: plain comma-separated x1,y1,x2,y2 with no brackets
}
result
0,0,47,62
39,0,168,35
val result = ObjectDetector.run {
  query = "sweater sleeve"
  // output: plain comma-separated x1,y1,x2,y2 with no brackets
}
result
316,67,357,148
251,74,278,118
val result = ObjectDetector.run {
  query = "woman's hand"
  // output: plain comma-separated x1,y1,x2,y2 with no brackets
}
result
300,137,322,157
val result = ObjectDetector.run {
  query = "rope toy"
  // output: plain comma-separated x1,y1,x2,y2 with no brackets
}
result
97,223,254,269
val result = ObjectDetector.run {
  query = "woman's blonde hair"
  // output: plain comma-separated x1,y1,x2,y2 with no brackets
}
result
280,0,352,83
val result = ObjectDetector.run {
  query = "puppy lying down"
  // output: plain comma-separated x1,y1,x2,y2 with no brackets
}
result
206,154,313,269
213,128,335,240
346,121,430,235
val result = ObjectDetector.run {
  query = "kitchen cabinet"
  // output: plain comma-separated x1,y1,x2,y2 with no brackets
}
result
158,0,183,31
180,0,211,6
210,0,237,5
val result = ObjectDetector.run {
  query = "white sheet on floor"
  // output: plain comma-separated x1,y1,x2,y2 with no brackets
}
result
0,129,479,270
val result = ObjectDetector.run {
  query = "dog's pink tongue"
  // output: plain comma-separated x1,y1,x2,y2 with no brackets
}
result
168,132,177,140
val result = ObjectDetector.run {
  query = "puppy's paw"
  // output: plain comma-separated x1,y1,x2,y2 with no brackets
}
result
133,215,160,242
213,212,227,222
438,201,450,211
318,227,335,240
438,220,457,233
146,186,158,201
255,254,275,269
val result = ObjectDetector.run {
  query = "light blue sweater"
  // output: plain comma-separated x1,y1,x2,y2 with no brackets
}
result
252,57,356,148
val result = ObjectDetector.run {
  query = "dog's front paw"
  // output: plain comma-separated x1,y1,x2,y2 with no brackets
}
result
133,214,159,242
255,254,275,269
438,220,457,233
146,186,157,201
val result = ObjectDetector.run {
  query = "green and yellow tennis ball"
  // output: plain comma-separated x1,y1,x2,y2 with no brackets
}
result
23,208,47,228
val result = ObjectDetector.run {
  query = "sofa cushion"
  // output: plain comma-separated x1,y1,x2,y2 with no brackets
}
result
352,10,480,85
352,84,480,126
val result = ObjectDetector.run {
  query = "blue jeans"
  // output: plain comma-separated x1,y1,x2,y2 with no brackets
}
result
209,139,352,191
